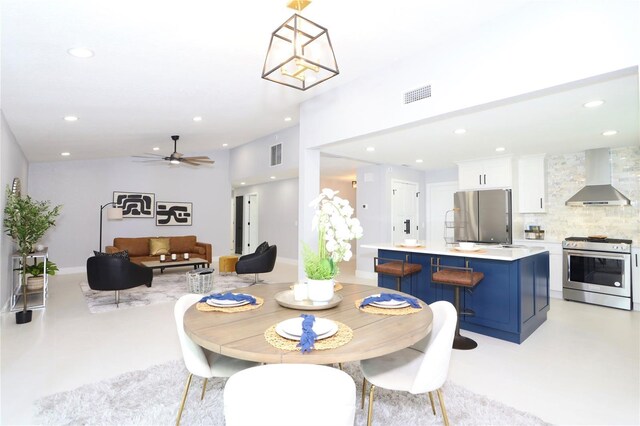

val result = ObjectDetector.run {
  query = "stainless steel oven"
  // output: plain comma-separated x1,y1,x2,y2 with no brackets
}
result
563,237,632,310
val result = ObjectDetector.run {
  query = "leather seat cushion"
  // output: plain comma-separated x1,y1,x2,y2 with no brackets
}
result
375,261,422,277
432,269,484,287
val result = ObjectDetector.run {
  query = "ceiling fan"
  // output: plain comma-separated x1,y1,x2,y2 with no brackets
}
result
133,135,214,166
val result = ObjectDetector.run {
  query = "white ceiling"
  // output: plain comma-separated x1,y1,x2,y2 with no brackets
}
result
321,70,639,171
2,0,637,178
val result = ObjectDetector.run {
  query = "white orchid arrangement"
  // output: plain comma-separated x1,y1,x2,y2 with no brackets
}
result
303,188,364,280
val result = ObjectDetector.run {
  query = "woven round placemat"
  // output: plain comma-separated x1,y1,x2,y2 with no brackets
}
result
264,321,353,352
196,296,264,313
355,298,423,316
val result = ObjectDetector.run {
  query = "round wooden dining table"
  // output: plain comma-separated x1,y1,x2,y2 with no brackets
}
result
183,282,433,364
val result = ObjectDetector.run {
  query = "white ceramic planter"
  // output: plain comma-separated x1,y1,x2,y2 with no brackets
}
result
306,278,335,305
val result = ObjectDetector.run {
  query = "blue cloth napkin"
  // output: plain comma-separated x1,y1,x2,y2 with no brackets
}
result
200,292,257,305
296,314,317,354
360,293,421,309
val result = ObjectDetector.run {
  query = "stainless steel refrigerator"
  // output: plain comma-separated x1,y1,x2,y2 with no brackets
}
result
454,189,512,244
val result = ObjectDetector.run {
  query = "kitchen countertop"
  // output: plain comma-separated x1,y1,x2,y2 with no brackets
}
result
361,243,548,261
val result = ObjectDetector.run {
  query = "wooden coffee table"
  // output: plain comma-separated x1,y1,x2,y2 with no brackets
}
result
141,257,208,273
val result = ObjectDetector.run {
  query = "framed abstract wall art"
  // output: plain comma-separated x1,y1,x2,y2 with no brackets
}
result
156,201,192,226
113,192,155,218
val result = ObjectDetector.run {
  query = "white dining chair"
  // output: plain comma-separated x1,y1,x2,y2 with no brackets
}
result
360,300,457,426
224,363,356,426
174,294,259,426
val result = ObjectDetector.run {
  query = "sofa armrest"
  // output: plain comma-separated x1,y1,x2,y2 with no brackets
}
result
196,242,212,264
105,246,119,254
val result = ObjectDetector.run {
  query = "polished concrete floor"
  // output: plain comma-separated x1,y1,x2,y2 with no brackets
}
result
1,260,638,425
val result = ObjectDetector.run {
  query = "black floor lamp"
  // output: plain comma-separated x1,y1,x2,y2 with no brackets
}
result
99,202,123,251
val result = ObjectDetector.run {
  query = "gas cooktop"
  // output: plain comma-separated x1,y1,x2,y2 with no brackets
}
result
565,236,632,244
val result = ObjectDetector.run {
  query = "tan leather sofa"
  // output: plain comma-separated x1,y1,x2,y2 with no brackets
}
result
105,235,212,266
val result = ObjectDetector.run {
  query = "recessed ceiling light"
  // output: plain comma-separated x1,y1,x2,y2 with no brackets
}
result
240,182,246,185
270,176,276,180
366,146,375,152
454,128,466,135
152,147,160,151
416,159,423,163
284,117,292,122
193,116,203,122
495,147,506,152
583,100,605,108
602,130,618,136
67,48,94,58
64,116,78,122
222,143,228,147
60,152,71,156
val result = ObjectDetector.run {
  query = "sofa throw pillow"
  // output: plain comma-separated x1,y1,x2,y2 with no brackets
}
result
93,250,130,260
149,238,171,255
255,241,269,254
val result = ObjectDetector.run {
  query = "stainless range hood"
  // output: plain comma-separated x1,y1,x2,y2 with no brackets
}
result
565,148,631,206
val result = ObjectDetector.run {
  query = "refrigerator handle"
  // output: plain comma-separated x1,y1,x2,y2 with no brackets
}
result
404,219,411,234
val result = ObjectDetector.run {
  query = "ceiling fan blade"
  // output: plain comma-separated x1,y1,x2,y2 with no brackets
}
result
185,158,215,164
133,159,164,162
180,159,201,166
181,156,211,160
132,154,164,159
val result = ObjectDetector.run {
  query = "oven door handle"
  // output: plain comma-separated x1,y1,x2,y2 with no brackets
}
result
563,249,629,261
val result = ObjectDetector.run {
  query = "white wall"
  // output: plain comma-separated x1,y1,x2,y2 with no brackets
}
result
233,178,299,260
27,151,231,270
1,112,29,311
229,125,299,184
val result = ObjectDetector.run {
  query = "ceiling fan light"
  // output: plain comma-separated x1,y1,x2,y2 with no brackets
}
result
262,14,339,91
170,159,181,165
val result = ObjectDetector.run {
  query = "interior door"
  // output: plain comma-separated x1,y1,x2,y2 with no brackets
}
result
234,196,243,254
391,180,419,244
243,194,259,255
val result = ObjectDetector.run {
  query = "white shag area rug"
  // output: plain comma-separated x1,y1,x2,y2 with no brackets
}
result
34,360,547,426
79,271,261,313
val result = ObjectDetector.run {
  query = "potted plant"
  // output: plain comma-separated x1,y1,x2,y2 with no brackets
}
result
3,188,61,324
24,260,59,291
303,188,363,303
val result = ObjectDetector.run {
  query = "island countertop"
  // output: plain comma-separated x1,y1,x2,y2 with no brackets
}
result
361,243,547,261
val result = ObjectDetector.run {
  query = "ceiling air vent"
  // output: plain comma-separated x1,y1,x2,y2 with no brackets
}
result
403,85,431,104
270,143,282,166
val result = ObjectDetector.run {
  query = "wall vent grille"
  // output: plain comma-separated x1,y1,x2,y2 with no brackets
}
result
270,143,282,166
403,85,431,104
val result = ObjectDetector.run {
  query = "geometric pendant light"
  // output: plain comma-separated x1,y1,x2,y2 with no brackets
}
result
262,1,339,90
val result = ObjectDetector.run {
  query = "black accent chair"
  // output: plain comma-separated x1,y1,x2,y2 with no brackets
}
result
86,256,153,307
235,243,277,283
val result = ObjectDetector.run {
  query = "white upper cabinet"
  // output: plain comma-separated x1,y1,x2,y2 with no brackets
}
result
457,156,512,190
517,154,546,213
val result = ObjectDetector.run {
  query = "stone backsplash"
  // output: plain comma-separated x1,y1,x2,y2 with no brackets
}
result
514,146,640,243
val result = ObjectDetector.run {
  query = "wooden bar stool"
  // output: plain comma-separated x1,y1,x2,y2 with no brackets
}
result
374,256,422,292
431,259,483,350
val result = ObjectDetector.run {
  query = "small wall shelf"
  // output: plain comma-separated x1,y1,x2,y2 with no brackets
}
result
11,248,49,312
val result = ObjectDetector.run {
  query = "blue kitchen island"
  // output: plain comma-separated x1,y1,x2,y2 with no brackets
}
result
362,244,550,344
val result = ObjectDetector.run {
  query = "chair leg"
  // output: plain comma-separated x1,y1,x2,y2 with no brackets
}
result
367,384,376,426
361,378,367,409
436,388,450,426
115,290,120,308
200,378,208,400
338,363,343,371
176,373,193,426
396,276,401,291
428,391,436,415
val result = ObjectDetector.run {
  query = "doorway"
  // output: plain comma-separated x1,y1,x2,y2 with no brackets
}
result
391,180,419,244
426,181,458,246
